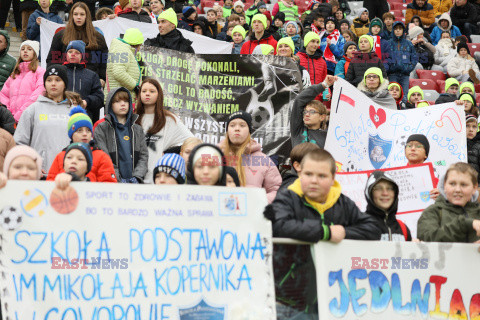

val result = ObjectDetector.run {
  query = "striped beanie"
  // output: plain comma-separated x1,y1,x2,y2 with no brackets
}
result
68,106,93,140
153,153,186,184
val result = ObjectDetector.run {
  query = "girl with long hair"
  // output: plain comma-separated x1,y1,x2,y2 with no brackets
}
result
46,2,108,82
219,111,282,203
135,78,193,183
0,40,45,122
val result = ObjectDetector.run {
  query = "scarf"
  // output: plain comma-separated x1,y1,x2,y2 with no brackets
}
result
372,35,382,59
324,29,340,63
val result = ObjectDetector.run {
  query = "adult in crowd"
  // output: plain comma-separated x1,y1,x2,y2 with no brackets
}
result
364,171,412,241
135,78,193,184
276,37,311,88
409,26,435,71
405,0,435,31
430,13,462,46
240,14,278,54
46,2,108,83
290,76,336,148
144,8,195,53
105,28,143,102
117,0,153,22
450,0,478,42
357,67,396,109
19,0,37,40
418,162,480,243
219,111,282,203
0,31,16,91
430,0,453,17
0,0,21,36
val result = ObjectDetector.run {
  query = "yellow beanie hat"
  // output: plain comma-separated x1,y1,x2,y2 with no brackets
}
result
445,78,460,92
359,34,374,51
158,8,178,27
407,85,424,101
363,67,383,84
459,81,476,95
232,25,246,39
304,31,320,47
277,37,295,54
252,13,267,29
123,28,144,46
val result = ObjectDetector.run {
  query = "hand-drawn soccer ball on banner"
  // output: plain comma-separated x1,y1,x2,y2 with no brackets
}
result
0,206,22,230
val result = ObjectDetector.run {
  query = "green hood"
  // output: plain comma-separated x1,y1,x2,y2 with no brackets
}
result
369,18,384,35
0,30,11,57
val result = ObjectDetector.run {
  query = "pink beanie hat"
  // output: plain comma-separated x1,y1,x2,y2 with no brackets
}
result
3,146,43,179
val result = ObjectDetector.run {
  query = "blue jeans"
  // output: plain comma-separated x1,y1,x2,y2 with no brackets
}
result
388,74,410,102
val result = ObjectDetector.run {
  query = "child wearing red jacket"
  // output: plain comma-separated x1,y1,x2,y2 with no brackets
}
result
47,106,117,182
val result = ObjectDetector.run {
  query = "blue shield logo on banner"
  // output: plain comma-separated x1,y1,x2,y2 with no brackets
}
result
420,191,430,202
179,299,225,320
368,134,392,169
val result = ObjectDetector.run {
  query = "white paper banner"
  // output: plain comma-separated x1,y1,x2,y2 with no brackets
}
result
336,163,436,237
40,17,233,68
0,181,275,319
325,78,467,178
314,240,480,319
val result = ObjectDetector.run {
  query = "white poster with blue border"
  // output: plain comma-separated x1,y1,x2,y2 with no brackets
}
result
0,181,275,319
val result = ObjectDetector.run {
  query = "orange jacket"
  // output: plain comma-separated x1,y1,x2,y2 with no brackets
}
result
405,1,435,26
47,146,117,182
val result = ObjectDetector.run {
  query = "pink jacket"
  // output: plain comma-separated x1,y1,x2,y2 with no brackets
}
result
220,139,282,203
0,61,45,122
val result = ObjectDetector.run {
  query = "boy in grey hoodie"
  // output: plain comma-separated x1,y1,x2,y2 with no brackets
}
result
94,87,148,183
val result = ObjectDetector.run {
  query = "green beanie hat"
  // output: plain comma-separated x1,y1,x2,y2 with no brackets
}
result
252,44,274,55
158,8,178,27
388,82,401,91
232,25,246,39
363,67,383,84
304,31,320,47
359,34,374,51
407,86,424,102
252,13,267,29
416,101,430,108
277,37,295,54
459,92,475,104
445,78,460,92
123,28,144,46
459,81,476,95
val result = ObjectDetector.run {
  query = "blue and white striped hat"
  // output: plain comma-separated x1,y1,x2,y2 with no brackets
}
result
153,153,186,184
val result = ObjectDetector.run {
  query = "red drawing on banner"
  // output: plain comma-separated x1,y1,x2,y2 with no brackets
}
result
369,105,386,129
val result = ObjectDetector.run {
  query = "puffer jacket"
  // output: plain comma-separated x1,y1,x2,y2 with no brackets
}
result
364,171,412,241
350,17,370,38
384,21,417,76
430,0,453,17
345,51,386,86
357,79,397,109
0,128,15,173
467,134,480,183
219,139,282,203
0,61,45,122
144,28,195,53
296,48,327,85
430,13,462,45
434,38,456,69
418,175,480,243
447,54,480,80
104,38,141,102
0,31,16,91
94,87,148,181
240,32,278,54
26,9,63,42
47,142,117,182
405,0,435,26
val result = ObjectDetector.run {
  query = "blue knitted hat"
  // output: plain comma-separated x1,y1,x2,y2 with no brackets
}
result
153,153,186,184
66,40,86,54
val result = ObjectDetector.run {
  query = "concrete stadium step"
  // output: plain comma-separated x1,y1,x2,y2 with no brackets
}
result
5,27,22,61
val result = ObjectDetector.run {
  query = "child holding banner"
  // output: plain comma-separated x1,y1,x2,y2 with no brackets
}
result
357,67,397,109
54,142,94,188
418,162,480,243
406,85,424,109
0,145,42,187
153,153,186,185
388,82,406,109
364,171,412,241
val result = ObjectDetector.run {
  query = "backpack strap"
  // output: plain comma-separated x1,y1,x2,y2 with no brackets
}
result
397,220,408,241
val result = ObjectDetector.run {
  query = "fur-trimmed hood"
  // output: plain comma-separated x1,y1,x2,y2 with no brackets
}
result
358,80,397,109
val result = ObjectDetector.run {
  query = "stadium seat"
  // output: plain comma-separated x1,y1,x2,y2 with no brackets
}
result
468,43,480,56
423,90,440,101
437,80,446,93
390,10,403,18
388,0,405,4
475,84,480,93
416,70,446,82
409,79,438,91
348,1,363,11
476,93,480,104
390,2,407,10
471,35,480,43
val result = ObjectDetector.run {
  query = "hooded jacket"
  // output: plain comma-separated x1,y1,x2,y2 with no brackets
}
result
186,143,227,186
357,79,397,109
117,8,153,23
105,38,141,102
26,9,63,42
296,48,327,85
430,0,453,17
450,1,478,29
351,17,370,38
0,31,16,91
384,21,417,75
290,83,327,148
240,31,278,54
405,0,435,26
144,28,195,54
334,55,350,79
417,175,480,243
46,29,108,81
364,171,412,241
345,51,386,86
389,82,406,109
94,87,148,181
218,139,282,203
467,133,480,183
14,95,72,172
0,61,46,122
430,13,462,45
47,141,117,182
65,62,104,123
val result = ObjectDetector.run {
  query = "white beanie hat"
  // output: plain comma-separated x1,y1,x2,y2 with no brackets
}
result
20,40,40,58
234,0,244,8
